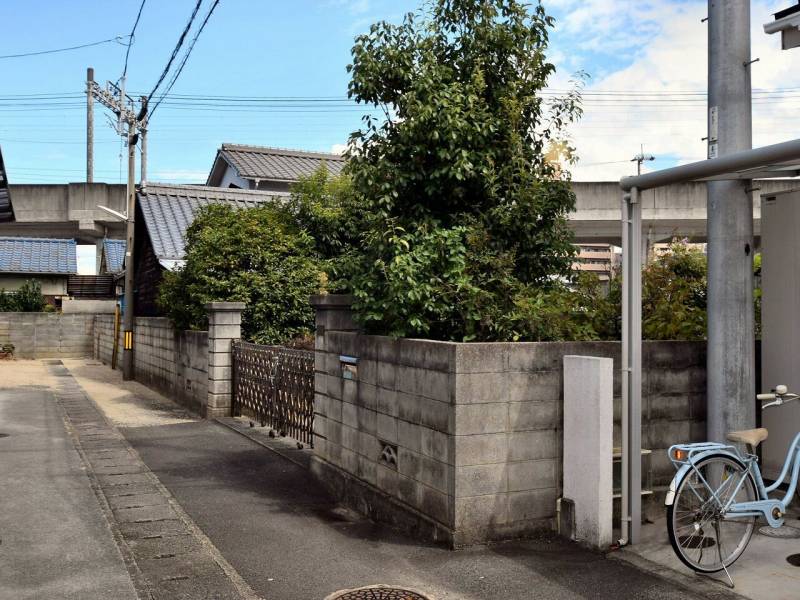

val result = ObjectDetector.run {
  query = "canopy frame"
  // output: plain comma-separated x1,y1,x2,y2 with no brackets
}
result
618,137,800,545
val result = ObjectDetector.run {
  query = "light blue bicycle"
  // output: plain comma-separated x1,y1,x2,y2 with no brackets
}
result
665,385,800,578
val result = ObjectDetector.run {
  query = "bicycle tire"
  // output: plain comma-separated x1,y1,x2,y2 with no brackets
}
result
667,453,757,574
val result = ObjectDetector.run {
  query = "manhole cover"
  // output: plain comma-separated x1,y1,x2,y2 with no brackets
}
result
325,585,431,600
787,553,800,567
678,535,716,549
759,525,800,539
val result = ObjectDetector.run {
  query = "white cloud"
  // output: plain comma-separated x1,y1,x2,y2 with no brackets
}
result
330,143,348,155
542,1,800,181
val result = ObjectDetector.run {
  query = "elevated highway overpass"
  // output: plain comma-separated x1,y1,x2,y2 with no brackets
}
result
1,179,797,255
569,179,799,245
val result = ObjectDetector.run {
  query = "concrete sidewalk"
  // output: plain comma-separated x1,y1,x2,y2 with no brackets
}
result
624,513,800,600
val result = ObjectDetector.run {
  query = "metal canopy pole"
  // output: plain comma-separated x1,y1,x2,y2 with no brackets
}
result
621,187,642,545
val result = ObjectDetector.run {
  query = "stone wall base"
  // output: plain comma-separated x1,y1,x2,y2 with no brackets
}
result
310,456,551,549
310,455,454,548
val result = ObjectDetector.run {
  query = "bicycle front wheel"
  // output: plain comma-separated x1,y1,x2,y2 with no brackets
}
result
667,453,757,573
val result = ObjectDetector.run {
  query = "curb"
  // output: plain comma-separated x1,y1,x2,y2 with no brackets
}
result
609,548,750,600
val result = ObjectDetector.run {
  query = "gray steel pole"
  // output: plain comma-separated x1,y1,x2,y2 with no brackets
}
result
707,0,755,442
86,67,94,183
122,123,136,381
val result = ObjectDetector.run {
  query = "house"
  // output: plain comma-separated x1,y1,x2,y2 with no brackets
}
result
0,145,13,223
0,236,77,302
133,183,285,316
100,238,126,275
206,144,345,193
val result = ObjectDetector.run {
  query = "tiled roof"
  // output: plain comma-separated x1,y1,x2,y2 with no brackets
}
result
0,145,12,223
137,183,285,268
210,144,345,184
0,237,77,274
102,239,126,274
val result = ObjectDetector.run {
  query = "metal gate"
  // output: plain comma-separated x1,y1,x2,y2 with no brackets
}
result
231,341,315,447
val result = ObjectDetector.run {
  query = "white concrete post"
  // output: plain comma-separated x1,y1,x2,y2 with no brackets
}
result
563,355,613,549
205,302,245,418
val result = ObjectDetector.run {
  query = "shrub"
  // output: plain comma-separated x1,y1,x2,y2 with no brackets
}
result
158,203,324,345
0,280,47,312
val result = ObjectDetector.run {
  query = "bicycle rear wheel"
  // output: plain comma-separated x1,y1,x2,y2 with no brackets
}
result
667,454,757,573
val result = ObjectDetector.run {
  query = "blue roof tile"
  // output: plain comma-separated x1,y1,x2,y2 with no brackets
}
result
102,239,125,274
0,237,77,274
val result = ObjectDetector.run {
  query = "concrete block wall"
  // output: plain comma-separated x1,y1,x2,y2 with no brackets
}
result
132,317,179,395
93,304,242,417
93,315,209,413
0,312,95,358
310,295,707,547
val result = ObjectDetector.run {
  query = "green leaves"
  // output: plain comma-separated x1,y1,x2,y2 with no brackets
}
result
157,203,323,345
341,0,583,342
0,280,46,312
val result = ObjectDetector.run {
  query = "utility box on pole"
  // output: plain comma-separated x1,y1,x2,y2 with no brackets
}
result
760,189,800,480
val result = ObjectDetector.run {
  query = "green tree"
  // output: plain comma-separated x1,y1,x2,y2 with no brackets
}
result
343,0,584,341
288,165,371,290
597,242,708,341
158,204,324,344
0,280,46,312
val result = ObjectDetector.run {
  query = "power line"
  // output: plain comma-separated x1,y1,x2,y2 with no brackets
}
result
148,0,222,120
123,0,148,78
0,36,128,59
145,0,204,104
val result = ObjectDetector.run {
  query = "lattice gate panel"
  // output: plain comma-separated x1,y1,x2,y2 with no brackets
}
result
232,341,314,447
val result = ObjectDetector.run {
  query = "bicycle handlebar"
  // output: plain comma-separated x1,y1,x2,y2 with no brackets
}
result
758,388,800,409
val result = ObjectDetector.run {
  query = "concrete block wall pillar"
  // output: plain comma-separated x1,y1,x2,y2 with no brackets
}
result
309,294,358,352
563,355,613,549
205,301,245,418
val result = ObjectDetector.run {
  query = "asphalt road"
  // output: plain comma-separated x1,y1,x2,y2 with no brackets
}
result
123,419,717,600
0,385,138,600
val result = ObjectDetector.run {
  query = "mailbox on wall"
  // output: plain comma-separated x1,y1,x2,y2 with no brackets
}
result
340,355,358,380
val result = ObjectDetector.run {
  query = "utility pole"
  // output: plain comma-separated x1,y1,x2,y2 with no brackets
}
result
631,146,655,176
88,75,145,381
632,147,655,260
139,95,148,184
86,67,94,183
123,121,137,380
707,0,755,441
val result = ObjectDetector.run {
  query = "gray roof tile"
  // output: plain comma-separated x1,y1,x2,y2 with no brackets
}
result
137,183,285,267
215,144,345,183
0,236,77,274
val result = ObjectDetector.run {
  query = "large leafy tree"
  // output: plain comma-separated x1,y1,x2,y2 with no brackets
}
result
343,0,584,340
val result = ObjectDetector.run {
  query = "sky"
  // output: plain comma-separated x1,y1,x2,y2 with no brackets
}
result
0,0,798,270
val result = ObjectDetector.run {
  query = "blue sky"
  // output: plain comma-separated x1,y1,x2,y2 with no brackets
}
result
1,0,798,185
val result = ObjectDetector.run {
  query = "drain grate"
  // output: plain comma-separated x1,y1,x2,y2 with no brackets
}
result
787,554,800,567
326,586,431,600
759,525,800,539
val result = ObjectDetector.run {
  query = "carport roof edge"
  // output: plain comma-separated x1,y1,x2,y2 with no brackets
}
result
620,137,800,192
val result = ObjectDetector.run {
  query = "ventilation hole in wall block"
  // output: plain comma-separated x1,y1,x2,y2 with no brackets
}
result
379,442,398,469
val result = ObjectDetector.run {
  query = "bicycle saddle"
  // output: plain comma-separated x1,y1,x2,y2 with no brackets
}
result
726,428,768,447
